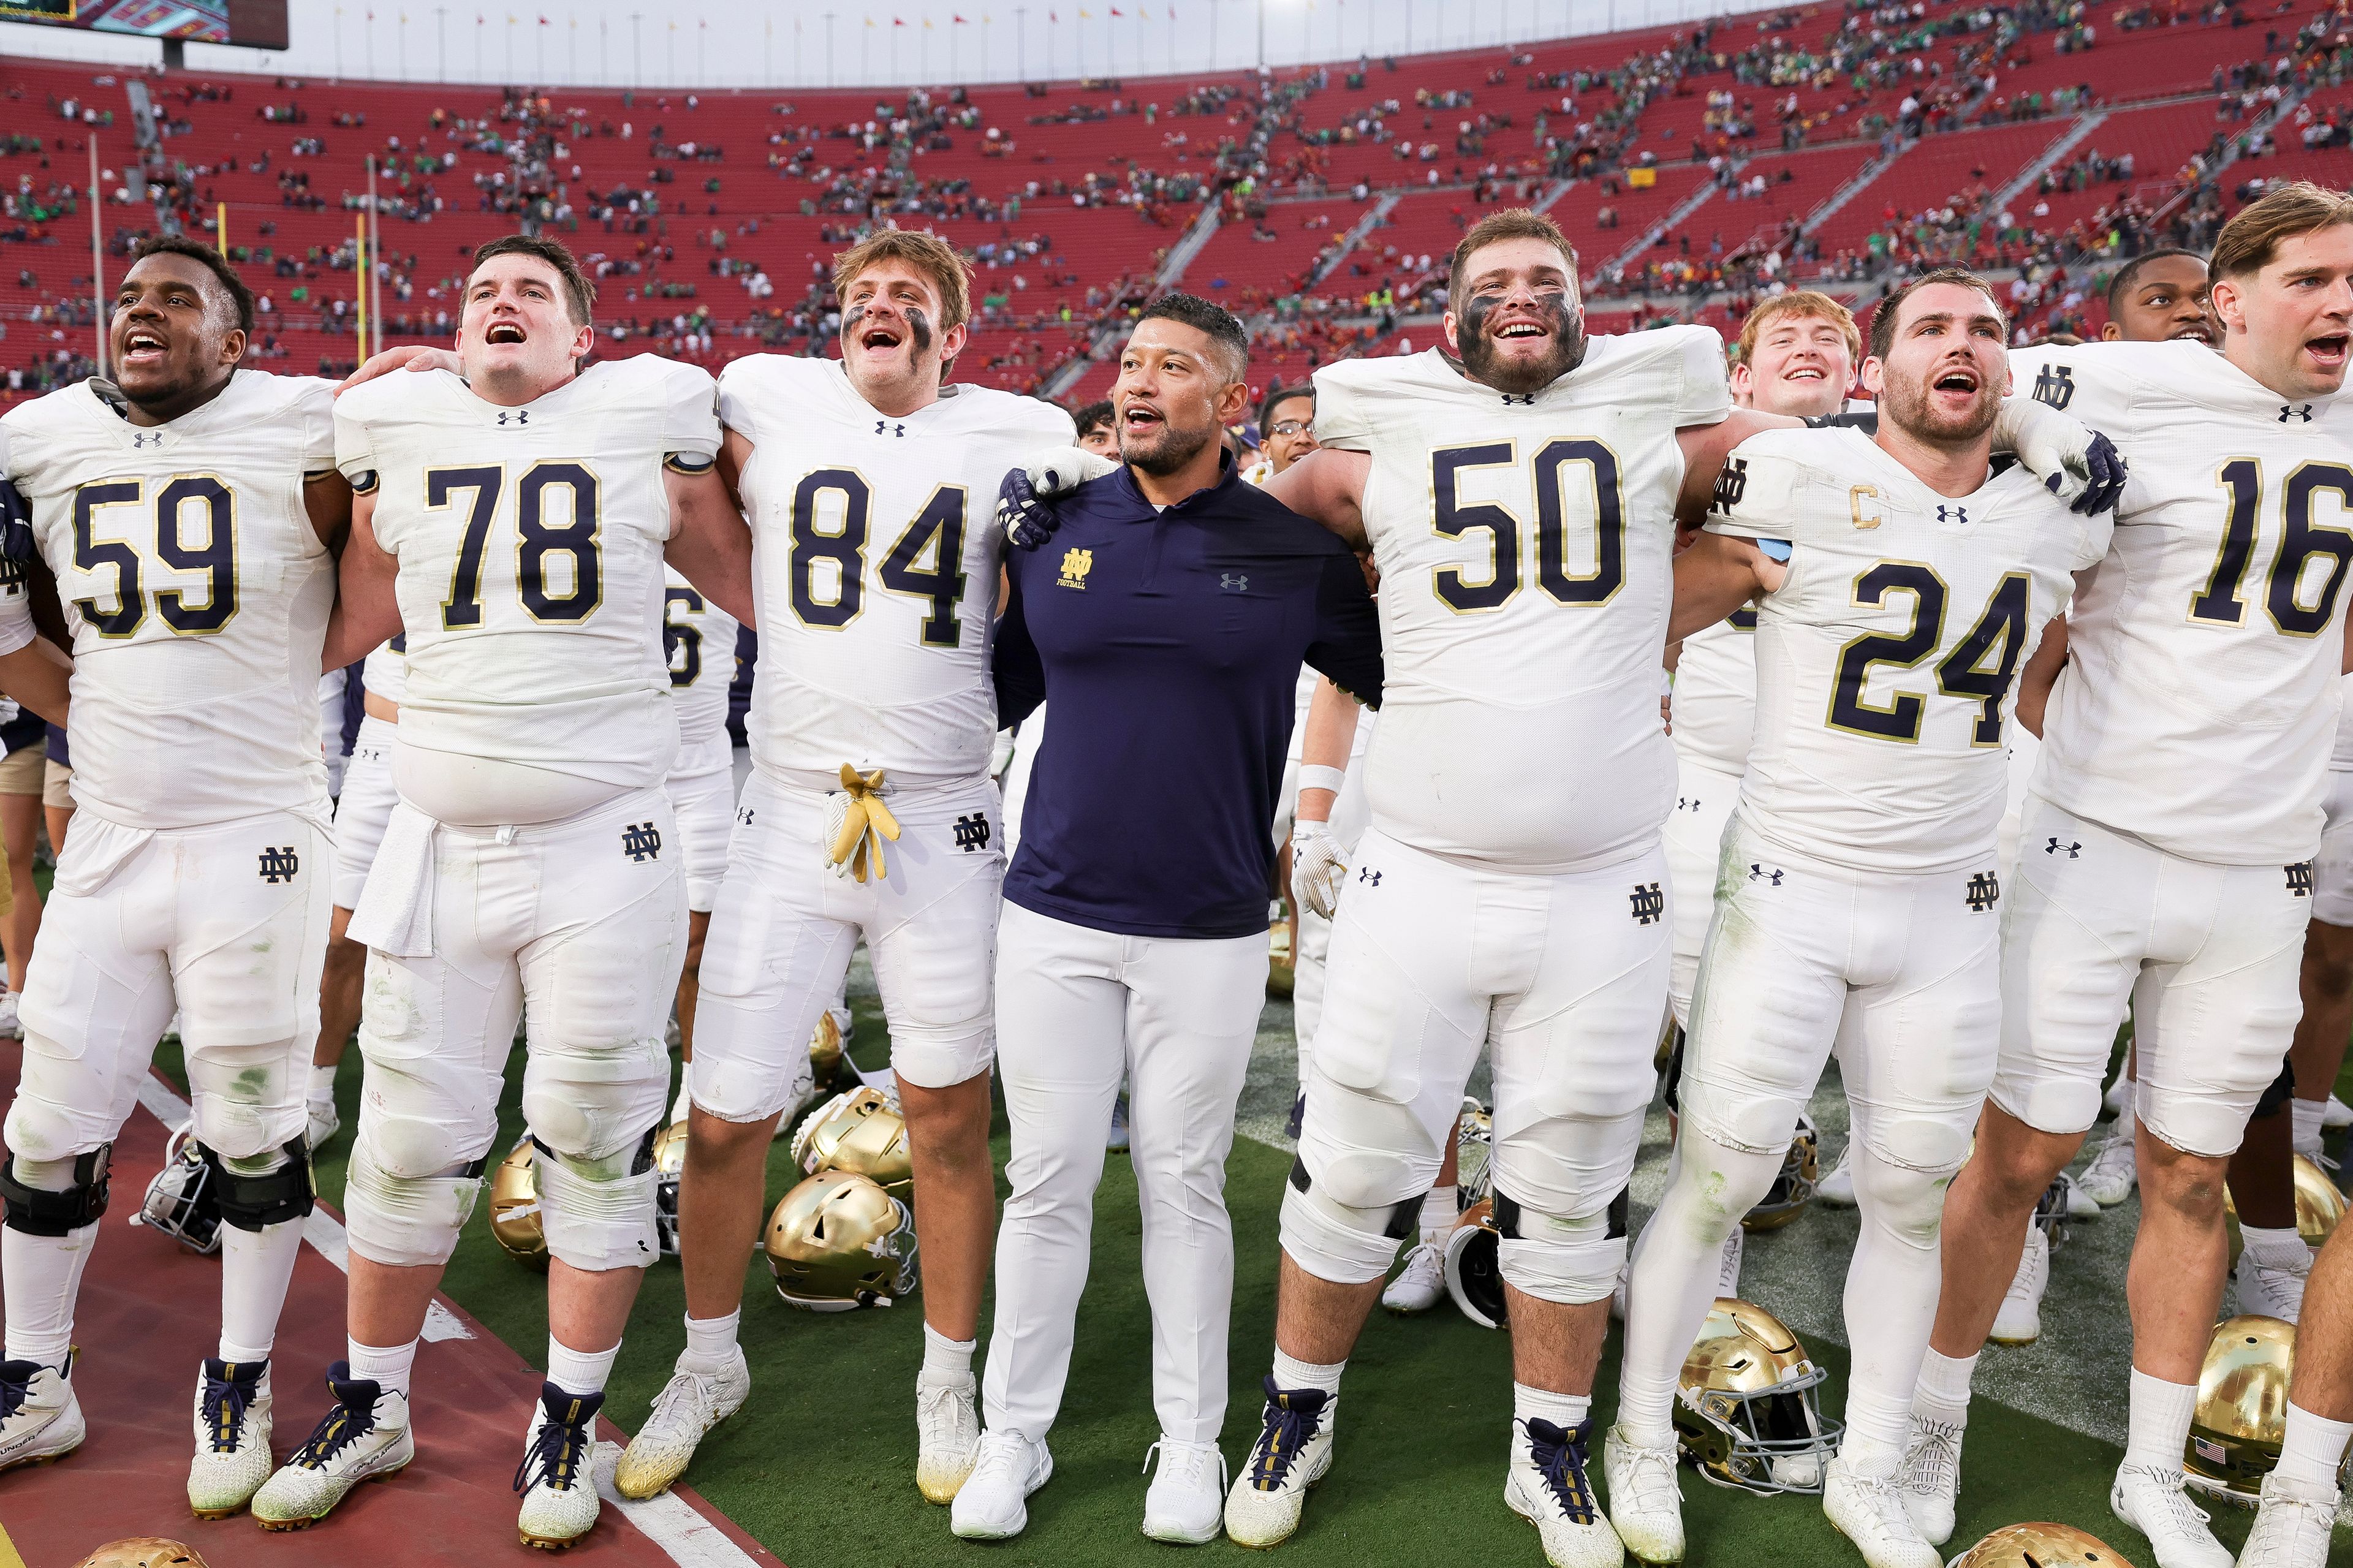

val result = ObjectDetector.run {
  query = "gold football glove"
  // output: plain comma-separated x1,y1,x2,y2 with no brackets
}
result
825,765,902,884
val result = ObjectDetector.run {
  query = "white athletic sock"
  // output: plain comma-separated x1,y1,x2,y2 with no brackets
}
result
1271,1348,1344,1398
1513,1383,1590,1432
219,1216,304,1363
308,1063,338,1104
545,1334,620,1399
2292,1097,2326,1156
680,1309,740,1374
1,1222,96,1369
2241,1224,2308,1263
1419,1184,1456,1239
2273,1401,2353,1493
1913,1347,1977,1424
2122,1368,2199,1474
920,1321,976,1382
2112,1102,2137,1146
347,1336,418,1398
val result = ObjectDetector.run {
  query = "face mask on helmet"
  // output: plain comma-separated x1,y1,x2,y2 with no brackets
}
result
789,1086,913,1200
2031,1172,2074,1254
1673,1298,1841,1494
1741,1113,1819,1233
133,1124,221,1256
651,1119,688,1259
1455,1097,1494,1208
764,1170,919,1311
490,1134,550,1271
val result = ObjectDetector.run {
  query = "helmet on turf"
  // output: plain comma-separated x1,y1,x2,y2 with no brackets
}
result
1672,1297,1841,1494
2291,1153,2345,1246
489,1135,550,1270
2184,1314,2295,1506
134,1124,221,1256
70,1541,211,1568
2031,1172,2073,1254
808,1009,847,1094
763,1170,919,1311
789,1087,913,1200
1442,1198,1507,1330
1740,1113,1819,1233
1455,1097,1494,1208
651,1119,688,1259
1947,1521,2138,1568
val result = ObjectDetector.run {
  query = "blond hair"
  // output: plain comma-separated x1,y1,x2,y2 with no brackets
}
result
1733,290,1860,366
2211,181,2353,280
1447,208,1580,316
832,228,974,333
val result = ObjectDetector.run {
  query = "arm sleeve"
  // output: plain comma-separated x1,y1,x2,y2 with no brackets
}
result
1306,364,1374,453
1303,548,1384,709
1673,326,1735,427
332,395,376,487
294,379,338,470
992,564,1048,727
661,363,723,463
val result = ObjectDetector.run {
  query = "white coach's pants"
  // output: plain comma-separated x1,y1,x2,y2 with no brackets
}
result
983,900,1267,1446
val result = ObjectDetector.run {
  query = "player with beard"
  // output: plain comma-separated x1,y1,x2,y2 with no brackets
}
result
0,235,345,1521
612,230,1075,1509
1607,270,2116,1568
1895,183,2353,1568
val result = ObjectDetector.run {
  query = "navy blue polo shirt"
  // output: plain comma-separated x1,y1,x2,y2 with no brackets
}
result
995,456,1382,941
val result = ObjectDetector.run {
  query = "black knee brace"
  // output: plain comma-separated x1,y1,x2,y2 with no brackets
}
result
1286,1154,1423,1240
1490,1184,1632,1241
203,1137,317,1232
0,1145,111,1237
2253,1060,2297,1121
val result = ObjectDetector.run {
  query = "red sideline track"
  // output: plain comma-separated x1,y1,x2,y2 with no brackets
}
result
0,1042,782,1568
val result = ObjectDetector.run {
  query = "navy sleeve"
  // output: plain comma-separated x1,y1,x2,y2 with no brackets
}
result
993,564,1047,727
1304,550,1383,710
339,661,366,755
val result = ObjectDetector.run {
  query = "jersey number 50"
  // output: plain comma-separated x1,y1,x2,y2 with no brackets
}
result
71,475,238,637
1431,440,1625,613
428,462,601,628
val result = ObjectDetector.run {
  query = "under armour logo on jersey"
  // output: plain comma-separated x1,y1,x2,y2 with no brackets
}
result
735,806,756,828
621,822,663,862
257,846,300,884
1499,392,1536,406
2283,404,2316,423
131,431,164,449
1357,866,1382,888
1630,881,1665,925
2289,861,2316,897
2045,837,2082,858
1748,863,1783,886
953,812,991,853
1677,793,1700,813
1965,872,2001,912
2031,363,2075,411
1713,456,1748,512
1221,573,1249,592
496,409,529,426
875,419,906,437
1937,504,1969,526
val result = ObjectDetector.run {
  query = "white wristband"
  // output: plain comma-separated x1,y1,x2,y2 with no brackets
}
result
1298,765,1347,797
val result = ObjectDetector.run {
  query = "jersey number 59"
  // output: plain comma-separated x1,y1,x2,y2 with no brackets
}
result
71,475,238,638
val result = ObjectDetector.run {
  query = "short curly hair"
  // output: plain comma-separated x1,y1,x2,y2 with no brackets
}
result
127,234,256,336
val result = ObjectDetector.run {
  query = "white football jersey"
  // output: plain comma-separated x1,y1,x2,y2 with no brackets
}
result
335,355,720,822
663,562,740,776
2011,339,2353,863
360,637,406,705
718,355,1075,789
1672,610,1757,776
2335,672,2353,773
1312,331,1732,873
1708,426,2110,873
0,372,337,830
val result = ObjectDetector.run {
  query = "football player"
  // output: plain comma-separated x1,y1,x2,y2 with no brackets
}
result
1898,183,2353,1568
0,236,345,1521
2235,1216,2353,1566
657,562,740,1124
1608,270,2116,1568
612,230,1074,1509
307,634,403,1153
2098,249,2217,346
249,235,751,1548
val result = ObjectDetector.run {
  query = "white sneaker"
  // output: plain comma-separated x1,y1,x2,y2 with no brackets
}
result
1716,1225,1746,1298
1141,1437,1227,1544
1894,1414,1963,1545
1603,1424,1684,1565
1816,1151,1857,1207
0,991,23,1040
1224,1378,1336,1548
2237,1470,2339,1568
615,1346,751,1500
2325,1093,2353,1132
2080,1135,2139,1207
252,1365,414,1531
2059,1172,2101,1221
949,1428,1053,1540
1822,1456,1941,1568
189,1357,273,1519
915,1369,981,1504
1989,1228,2050,1346
306,1098,339,1153
515,1382,604,1550
1382,1239,1447,1314
1504,1417,1624,1568
2234,1233,2313,1323
2104,1071,2132,1119
2109,1462,2232,1568
0,1356,83,1474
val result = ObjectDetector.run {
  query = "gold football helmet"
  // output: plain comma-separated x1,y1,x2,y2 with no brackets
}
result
72,1541,211,1568
2292,1153,2346,1246
1947,1521,2137,1568
1673,1297,1840,1494
763,1170,919,1311
1741,1113,1819,1233
809,1009,847,1094
1455,1097,1495,1207
1267,920,1295,999
489,1135,550,1270
651,1119,688,1259
1442,1198,1507,1330
789,1086,914,1200
2185,1314,2295,1506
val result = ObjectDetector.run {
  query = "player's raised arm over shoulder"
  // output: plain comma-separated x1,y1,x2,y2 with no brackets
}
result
664,459,754,625
1262,446,1371,551
1673,409,1799,531
320,487,403,670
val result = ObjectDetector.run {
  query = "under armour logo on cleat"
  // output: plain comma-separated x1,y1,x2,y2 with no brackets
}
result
2282,404,2316,423
621,822,663,862
2031,363,2075,411
875,419,906,437
1629,881,1665,925
497,409,529,426
1357,866,1382,887
1937,504,1969,525
952,812,991,853
2289,861,2316,896
1748,863,1783,885
1965,871,2001,912
2045,837,2081,858
257,846,300,883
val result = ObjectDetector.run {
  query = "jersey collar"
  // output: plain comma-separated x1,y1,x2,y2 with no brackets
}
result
1110,446,1240,518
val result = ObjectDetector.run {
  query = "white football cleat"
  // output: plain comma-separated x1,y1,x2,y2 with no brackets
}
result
1224,1379,1336,1548
615,1346,751,1500
2109,1463,2232,1568
0,990,22,1040
1822,1456,1940,1568
1816,1151,1857,1208
1894,1415,1963,1545
915,1368,982,1504
1716,1225,1746,1298
2059,1172,2101,1221
1140,1437,1227,1544
1504,1417,1624,1568
2079,1135,2139,1208
516,1382,604,1550
0,1355,83,1474
2324,1093,2353,1132
1603,1424,1684,1565
2233,1231,2313,1324
2237,1471,2338,1568
950,1428,1053,1540
189,1357,273,1520
252,1365,414,1531
1989,1227,2050,1347
1382,1240,1447,1314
